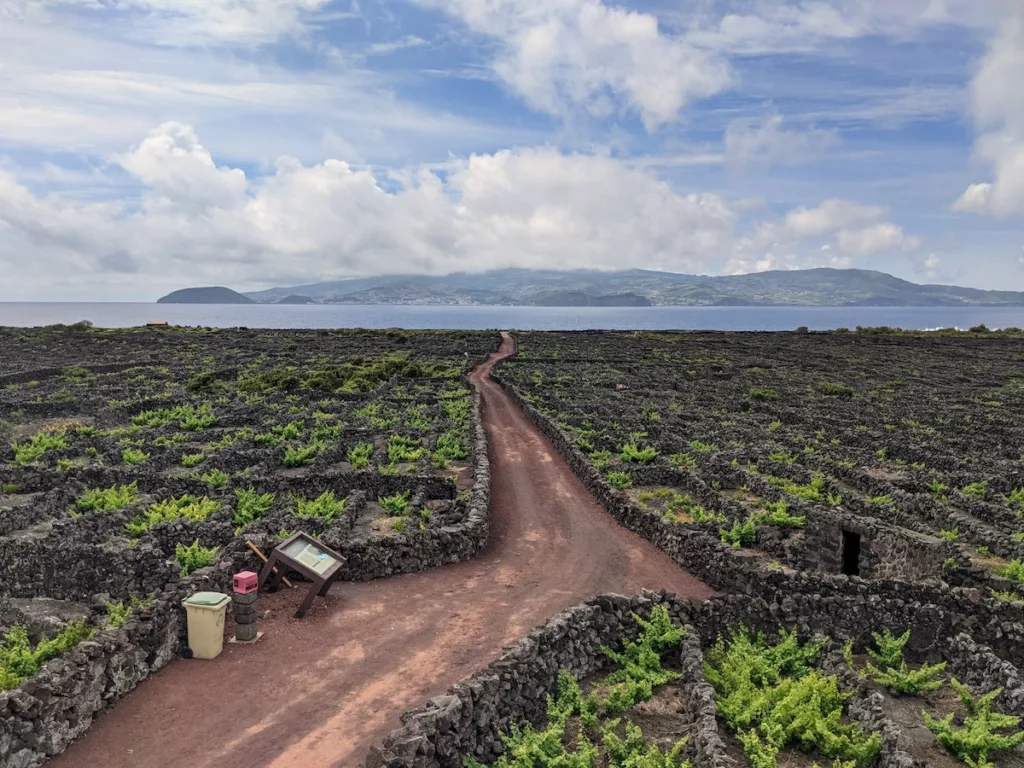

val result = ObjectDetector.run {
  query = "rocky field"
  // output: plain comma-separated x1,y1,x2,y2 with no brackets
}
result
0,325,499,767
369,329,1024,768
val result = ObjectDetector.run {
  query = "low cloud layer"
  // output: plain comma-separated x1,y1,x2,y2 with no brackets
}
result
0,123,922,299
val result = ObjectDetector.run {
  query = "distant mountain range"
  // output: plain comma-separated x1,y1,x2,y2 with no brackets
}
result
156,268,1024,307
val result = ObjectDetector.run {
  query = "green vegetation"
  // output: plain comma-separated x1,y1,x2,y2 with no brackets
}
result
720,518,758,548
347,441,374,469
233,488,275,528
859,629,947,696
181,452,205,468
748,387,781,402
706,627,880,767
1,621,96,692
104,594,154,628
282,441,321,467
379,490,411,516
464,606,688,768
2,483,19,494
175,539,220,577
962,481,989,500
434,430,469,463
752,500,805,529
122,448,149,466
607,471,633,490
125,494,219,537
294,491,346,523
74,482,138,515
924,679,1024,768
200,468,230,487
620,441,658,465
388,434,424,463
237,352,452,394
134,403,217,430
11,429,68,465
818,382,856,398
995,559,1024,583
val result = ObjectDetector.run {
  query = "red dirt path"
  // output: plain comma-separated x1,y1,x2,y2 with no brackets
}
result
52,332,714,768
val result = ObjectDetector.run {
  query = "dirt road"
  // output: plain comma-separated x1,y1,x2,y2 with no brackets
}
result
52,332,713,768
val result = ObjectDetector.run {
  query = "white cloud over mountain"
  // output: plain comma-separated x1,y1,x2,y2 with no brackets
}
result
0,123,923,299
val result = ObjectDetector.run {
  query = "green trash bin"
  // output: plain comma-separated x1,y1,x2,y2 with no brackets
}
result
182,592,230,659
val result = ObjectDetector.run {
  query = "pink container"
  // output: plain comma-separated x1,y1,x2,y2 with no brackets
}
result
233,571,258,594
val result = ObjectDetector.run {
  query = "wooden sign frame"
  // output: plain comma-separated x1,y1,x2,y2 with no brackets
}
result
257,532,347,618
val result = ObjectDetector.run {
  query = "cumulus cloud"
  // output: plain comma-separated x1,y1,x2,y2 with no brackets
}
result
0,123,741,296
410,0,731,130
724,113,837,168
953,1,1024,218
725,196,921,274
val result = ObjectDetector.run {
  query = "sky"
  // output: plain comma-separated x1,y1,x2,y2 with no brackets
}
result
1,0,1023,301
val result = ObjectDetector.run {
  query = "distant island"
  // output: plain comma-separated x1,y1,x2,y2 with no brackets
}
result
157,287,253,304
156,268,1024,307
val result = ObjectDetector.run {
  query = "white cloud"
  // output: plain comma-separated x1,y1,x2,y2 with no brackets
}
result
953,1,1024,218
0,123,740,299
367,35,429,56
784,198,886,239
410,0,731,130
836,222,920,255
725,196,921,274
686,0,997,55
724,113,837,168
19,0,334,45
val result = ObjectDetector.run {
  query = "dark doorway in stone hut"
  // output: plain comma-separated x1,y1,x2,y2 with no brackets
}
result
841,530,861,576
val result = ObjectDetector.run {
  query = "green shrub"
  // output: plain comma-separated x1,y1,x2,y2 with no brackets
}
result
74,482,138,515
753,500,805,529
669,452,697,469
434,430,469,462
393,518,406,533
939,528,959,542
818,382,856,398
590,449,613,468
134,403,217,430
720,518,758,548
748,388,781,402
995,559,1024,583
2,483,19,494
962,481,989,500
388,434,424,463
200,468,230,487
104,594,153,628
705,627,878,767
282,441,320,468
12,430,68,465
175,539,219,577
607,471,633,490
379,491,411,516
181,452,205,468
689,440,718,453
234,488,275,528
122,448,149,466
347,442,373,469
0,621,96,691
620,441,658,464
925,679,1024,767
294,491,346,523
125,494,219,537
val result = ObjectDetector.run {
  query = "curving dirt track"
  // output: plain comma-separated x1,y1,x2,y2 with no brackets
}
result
52,332,713,768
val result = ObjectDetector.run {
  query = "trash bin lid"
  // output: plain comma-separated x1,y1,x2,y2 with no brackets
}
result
183,591,230,608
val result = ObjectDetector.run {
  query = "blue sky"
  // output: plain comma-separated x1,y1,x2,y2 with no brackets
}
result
0,0,1022,300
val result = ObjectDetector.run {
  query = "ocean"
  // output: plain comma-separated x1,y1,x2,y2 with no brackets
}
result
1,303,1023,331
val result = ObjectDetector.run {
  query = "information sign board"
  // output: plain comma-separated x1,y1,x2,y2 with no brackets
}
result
257,532,347,617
